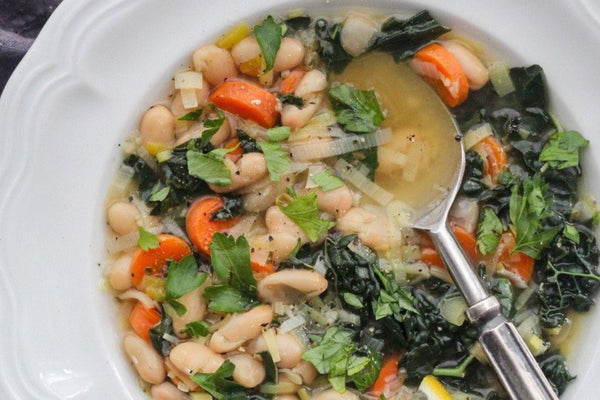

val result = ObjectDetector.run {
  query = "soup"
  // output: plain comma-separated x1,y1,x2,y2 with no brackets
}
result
103,8,599,400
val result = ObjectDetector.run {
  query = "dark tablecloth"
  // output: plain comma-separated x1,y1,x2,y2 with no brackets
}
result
0,0,62,95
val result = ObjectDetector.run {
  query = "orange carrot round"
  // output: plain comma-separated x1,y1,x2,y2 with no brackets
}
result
412,43,469,107
420,225,478,268
369,353,401,397
129,301,161,342
497,231,535,282
209,80,279,128
130,234,192,289
185,196,240,255
473,135,507,184
280,69,306,94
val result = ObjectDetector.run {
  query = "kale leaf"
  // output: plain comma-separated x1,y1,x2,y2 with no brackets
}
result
314,18,353,73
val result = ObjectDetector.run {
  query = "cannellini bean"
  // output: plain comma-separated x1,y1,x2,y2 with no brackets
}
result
281,70,327,130
242,172,293,212
313,389,360,400
336,207,392,250
449,195,479,234
174,117,231,148
257,269,328,304
209,153,268,193
169,341,225,375
163,358,199,392
340,12,379,57
273,38,306,72
139,105,176,147
292,360,318,385
108,254,133,291
107,201,140,235
208,304,273,353
123,333,165,385
272,375,301,394
441,41,489,90
169,282,209,338
249,232,299,264
247,332,304,368
265,206,309,243
150,382,190,400
170,82,210,116
192,44,238,86
231,36,262,69
227,353,266,388
316,186,354,217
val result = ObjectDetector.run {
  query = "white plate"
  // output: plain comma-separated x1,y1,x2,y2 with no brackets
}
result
1,0,599,398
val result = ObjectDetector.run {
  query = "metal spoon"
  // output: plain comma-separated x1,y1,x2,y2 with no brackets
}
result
413,137,558,400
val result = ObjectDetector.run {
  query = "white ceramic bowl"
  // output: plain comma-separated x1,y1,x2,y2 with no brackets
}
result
1,0,599,398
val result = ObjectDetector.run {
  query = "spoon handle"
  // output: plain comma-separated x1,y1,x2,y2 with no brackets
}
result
430,224,558,400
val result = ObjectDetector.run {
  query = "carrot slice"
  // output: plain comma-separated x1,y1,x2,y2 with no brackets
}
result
412,43,469,107
473,135,507,183
420,225,478,268
185,196,240,255
497,231,535,282
130,234,192,289
369,353,401,397
129,301,161,342
280,69,305,94
209,80,279,128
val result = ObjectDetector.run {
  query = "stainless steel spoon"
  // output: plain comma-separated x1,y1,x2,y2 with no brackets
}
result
413,138,558,400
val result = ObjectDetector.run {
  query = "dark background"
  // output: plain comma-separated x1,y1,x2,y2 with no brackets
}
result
0,0,62,95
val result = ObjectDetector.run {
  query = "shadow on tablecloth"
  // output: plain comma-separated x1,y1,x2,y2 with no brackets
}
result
0,0,62,95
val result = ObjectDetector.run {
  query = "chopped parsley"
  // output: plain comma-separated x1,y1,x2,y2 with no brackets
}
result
177,109,203,121
477,208,504,255
539,130,589,170
137,227,159,251
187,147,235,186
191,360,244,399
277,192,335,242
253,15,284,72
311,170,344,192
166,255,207,316
329,83,385,133
258,141,291,181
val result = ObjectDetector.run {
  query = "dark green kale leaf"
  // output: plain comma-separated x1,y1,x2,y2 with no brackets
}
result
536,225,600,328
149,305,175,356
210,195,244,221
537,352,575,396
283,15,311,33
314,18,353,73
370,10,450,61
277,93,304,107
236,129,262,153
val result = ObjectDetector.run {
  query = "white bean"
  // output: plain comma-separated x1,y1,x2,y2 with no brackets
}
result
313,389,360,400
192,45,238,86
139,105,176,147
336,207,392,250
123,333,165,385
249,232,299,264
316,186,353,217
209,153,269,193
150,382,190,400
247,332,304,369
441,41,490,90
273,396,299,400
108,254,133,291
265,206,309,243
169,283,209,338
281,70,327,130
107,201,140,235
208,304,273,353
294,70,327,98
169,341,225,375
257,269,328,304
231,36,261,68
273,38,306,72
340,12,380,57
227,353,266,388
292,360,318,385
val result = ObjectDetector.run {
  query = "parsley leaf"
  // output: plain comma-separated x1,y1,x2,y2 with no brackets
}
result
209,234,256,293
509,174,560,258
148,185,170,202
183,320,211,338
200,107,226,147
477,208,504,255
311,170,344,191
563,224,580,244
166,255,207,316
204,234,259,313
187,147,235,186
137,227,159,250
266,126,291,142
258,141,291,181
191,360,244,399
329,83,385,133
278,192,335,242
177,109,203,121
302,327,382,393
253,15,284,73
539,130,589,170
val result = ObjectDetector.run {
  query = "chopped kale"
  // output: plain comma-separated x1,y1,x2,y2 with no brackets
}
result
314,18,353,73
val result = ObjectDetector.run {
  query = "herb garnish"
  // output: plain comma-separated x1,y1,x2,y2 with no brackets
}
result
166,255,207,316
277,192,335,242
258,141,291,181
311,170,344,192
191,360,244,399
253,15,284,73
539,130,589,170
329,83,385,133
187,147,235,186
137,227,159,250
477,208,504,255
